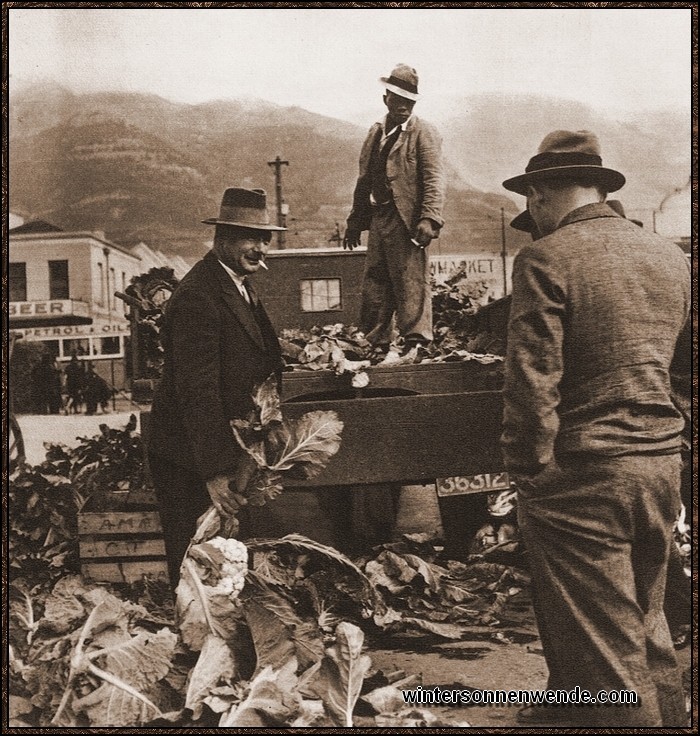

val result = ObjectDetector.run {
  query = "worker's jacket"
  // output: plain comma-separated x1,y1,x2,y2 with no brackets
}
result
502,203,691,476
347,115,445,233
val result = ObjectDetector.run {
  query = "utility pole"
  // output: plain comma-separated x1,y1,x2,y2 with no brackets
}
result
267,155,289,248
500,208,508,297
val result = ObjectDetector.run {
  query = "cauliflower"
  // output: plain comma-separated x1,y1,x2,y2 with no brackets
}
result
351,370,370,389
205,537,249,600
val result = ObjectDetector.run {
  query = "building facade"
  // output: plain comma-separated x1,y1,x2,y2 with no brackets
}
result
250,247,514,331
250,248,366,331
9,226,143,389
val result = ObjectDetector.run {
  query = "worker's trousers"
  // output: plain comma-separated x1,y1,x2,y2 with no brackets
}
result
360,204,432,346
517,452,686,727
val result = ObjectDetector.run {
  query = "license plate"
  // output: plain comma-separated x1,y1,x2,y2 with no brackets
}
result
436,472,511,497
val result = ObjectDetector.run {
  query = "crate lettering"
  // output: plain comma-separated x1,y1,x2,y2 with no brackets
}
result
79,511,163,536
98,517,157,532
80,538,166,559
78,509,168,584
106,540,137,555
82,560,169,584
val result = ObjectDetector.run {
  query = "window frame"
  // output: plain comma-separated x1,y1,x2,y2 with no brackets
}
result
9,262,28,301
48,259,70,300
299,277,343,313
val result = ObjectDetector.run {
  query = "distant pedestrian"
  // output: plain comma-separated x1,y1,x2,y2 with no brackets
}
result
31,353,63,414
47,356,63,414
65,354,85,414
83,362,112,415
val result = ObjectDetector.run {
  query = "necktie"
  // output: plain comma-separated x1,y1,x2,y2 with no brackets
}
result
381,125,401,154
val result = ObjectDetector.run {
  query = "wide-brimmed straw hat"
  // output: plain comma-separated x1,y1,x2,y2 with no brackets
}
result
502,130,625,196
202,187,285,230
380,64,420,101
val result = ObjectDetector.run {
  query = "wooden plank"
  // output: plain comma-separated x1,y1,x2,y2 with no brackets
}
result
78,510,163,536
281,361,502,401
79,538,166,559
280,390,504,486
137,361,503,404
82,560,169,584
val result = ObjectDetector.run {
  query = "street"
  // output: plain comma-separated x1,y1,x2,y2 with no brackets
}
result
16,404,142,466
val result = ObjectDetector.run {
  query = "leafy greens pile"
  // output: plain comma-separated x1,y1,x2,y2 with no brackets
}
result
10,576,181,728
117,266,180,378
361,534,529,638
9,416,151,595
277,272,505,379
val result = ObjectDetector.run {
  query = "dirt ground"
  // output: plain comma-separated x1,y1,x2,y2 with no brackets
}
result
366,589,692,728
366,588,546,727
14,412,693,729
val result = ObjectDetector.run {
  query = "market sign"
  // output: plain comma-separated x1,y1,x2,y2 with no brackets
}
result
9,300,91,319
429,254,514,299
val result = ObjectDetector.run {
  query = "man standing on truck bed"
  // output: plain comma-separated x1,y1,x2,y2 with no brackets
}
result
343,64,446,354
501,130,690,727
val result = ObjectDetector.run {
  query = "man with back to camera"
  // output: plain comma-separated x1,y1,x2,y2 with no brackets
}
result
500,130,690,727
147,187,284,585
343,64,446,354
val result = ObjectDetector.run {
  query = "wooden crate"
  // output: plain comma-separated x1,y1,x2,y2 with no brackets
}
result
78,508,169,584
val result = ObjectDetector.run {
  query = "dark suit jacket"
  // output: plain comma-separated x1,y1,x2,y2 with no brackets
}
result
148,250,282,480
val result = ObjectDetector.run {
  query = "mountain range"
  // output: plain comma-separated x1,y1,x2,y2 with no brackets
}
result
440,94,690,222
9,85,689,261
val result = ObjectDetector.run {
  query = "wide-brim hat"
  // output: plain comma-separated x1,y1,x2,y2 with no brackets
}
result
503,130,625,196
380,63,420,101
202,187,285,230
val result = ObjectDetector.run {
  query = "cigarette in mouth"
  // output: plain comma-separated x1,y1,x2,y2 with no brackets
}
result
258,259,269,270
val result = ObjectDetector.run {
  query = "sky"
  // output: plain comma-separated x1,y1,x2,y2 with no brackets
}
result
8,6,693,125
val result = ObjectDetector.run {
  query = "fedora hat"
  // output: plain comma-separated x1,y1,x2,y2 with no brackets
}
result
202,187,285,230
502,130,625,196
380,64,420,101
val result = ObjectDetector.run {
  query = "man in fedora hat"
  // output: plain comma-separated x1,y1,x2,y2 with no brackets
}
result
500,131,690,727
148,187,284,584
343,63,445,352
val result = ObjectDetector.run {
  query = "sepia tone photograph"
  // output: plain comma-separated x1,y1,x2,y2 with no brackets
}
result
6,4,694,730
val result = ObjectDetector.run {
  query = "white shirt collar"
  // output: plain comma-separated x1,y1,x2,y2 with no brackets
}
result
217,259,250,301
